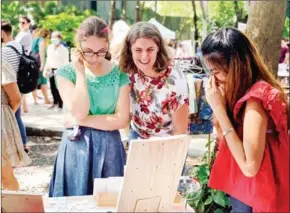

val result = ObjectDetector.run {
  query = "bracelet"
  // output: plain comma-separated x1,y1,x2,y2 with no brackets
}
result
222,128,234,137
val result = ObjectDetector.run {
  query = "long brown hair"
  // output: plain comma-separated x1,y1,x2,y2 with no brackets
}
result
201,28,288,128
119,22,170,74
75,16,111,61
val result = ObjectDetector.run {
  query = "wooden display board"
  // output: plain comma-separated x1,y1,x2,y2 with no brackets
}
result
117,134,190,212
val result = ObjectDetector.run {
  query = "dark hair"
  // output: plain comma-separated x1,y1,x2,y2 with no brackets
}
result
75,16,111,61
1,20,12,35
19,15,31,23
31,25,38,31
201,27,287,124
119,22,170,74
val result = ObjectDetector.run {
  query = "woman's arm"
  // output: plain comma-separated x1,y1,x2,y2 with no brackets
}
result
215,99,268,177
172,103,189,135
57,73,90,120
78,85,130,130
57,49,90,120
39,39,46,71
206,76,267,177
2,83,21,113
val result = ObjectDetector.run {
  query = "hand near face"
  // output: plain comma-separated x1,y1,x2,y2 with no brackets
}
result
72,48,85,74
205,76,226,112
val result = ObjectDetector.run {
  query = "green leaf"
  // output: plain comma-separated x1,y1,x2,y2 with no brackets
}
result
204,196,213,206
214,209,224,213
211,190,226,207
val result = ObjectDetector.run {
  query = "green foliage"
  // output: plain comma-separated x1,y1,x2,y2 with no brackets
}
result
207,1,247,33
1,1,25,36
186,136,232,213
1,1,96,47
282,17,290,39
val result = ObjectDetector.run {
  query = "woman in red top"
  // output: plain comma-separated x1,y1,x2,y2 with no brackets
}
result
201,28,289,212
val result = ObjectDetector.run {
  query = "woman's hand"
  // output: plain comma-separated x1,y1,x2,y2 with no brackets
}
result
205,76,226,113
72,48,85,74
63,113,78,128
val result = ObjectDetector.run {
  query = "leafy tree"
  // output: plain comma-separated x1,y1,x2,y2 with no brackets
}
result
1,1,26,36
207,1,247,32
39,11,94,47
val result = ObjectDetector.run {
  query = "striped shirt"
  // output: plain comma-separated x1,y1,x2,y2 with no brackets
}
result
2,41,23,75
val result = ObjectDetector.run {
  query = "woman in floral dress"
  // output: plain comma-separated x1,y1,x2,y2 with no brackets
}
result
119,22,189,140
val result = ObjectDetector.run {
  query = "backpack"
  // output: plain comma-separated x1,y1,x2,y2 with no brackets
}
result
6,45,39,94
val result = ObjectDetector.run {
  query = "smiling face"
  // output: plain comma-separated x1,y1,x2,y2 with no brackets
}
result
79,36,108,67
205,61,228,89
131,38,159,74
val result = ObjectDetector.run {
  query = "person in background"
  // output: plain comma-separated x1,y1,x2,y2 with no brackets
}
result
31,25,38,39
110,20,130,65
1,58,31,190
202,28,289,212
15,15,32,54
15,15,32,114
49,16,130,197
279,37,289,64
119,22,189,140
1,20,29,153
43,31,69,110
30,28,52,105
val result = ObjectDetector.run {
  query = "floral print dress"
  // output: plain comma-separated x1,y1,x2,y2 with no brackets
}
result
130,65,189,139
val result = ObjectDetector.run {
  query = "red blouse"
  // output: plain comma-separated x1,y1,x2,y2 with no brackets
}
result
208,81,289,212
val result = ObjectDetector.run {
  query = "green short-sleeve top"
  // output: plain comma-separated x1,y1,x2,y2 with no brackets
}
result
56,63,129,115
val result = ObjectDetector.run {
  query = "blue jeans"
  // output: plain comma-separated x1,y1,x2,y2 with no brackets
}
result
15,107,27,145
230,196,253,213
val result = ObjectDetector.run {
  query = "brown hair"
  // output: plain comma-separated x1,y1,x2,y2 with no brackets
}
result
119,22,170,74
37,28,50,39
19,15,31,23
201,28,288,131
75,16,111,61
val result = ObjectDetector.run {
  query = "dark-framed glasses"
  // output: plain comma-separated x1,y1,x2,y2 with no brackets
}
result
79,42,107,58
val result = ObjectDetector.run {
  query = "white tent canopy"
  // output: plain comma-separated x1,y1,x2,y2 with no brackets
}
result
148,18,176,40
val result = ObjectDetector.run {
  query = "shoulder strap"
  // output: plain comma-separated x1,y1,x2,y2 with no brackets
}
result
5,45,24,55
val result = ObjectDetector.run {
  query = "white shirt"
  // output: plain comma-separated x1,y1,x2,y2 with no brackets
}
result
15,30,32,54
44,44,69,71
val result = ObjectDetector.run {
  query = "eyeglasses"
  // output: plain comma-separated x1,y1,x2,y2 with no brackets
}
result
79,42,107,58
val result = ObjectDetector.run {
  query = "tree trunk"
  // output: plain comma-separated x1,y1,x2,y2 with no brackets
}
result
109,0,116,30
200,1,208,41
154,1,158,18
192,0,199,53
122,0,127,21
135,0,141,22
246,0,287,75
140,1,146,21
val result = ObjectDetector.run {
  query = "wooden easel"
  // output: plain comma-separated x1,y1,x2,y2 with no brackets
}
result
112,134,190,212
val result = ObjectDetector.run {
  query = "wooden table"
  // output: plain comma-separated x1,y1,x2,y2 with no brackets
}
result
43,195,195,212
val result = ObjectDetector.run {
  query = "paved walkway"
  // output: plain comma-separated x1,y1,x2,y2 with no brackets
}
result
22,92,212,157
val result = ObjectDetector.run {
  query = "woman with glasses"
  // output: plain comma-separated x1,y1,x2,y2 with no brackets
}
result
15,15,32,55
49,16,130,197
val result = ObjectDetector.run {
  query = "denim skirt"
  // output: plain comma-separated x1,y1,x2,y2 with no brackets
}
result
49,127,126,197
